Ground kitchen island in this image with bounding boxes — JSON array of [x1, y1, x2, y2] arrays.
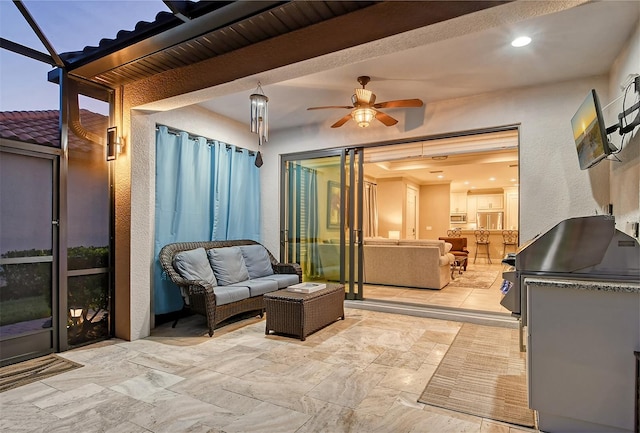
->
[[454, 229, 517, 262], [525, 277, 640, 433]]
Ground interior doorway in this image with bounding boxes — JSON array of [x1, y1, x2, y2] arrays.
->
[[361, 128, 519, 315], [279, 127, 519, 317]]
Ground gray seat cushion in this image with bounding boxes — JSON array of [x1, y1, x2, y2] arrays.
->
[[239, 245, 274, 278], [255, 274, 299, 289], [207, 246, 250, 286], [213, 286, 250, 306], [235, 279, 278, 297]]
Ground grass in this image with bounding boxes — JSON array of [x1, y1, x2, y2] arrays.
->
[[0, 296, 51, 327]]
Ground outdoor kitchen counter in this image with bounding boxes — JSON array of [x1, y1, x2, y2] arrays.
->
[[525, 276, 640, 433], [524, 277, 640, 293]]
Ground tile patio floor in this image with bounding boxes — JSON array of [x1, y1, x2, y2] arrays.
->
[[0, 307, 538, 433]]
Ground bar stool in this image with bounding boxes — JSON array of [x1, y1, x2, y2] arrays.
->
[[502, 230, 518, 256], [447, 228, 462, 237], [474, 229, 492, 263]]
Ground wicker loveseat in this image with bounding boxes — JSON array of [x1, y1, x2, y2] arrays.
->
[[159, 240, 301, 336]]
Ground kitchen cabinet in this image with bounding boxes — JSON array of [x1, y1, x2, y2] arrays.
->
[[466, 195, 477, 223], [450, 192, 467, 213], [505, 191, 519, 230], [476, 194, 503, 210]]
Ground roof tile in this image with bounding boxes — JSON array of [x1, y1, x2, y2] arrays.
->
[[0, 110, 108, 152]]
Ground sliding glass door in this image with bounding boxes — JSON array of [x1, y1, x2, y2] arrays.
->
[[281, 148, 363, 299]]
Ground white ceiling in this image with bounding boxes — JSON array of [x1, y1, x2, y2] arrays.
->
[[196, 1, 639, 190]]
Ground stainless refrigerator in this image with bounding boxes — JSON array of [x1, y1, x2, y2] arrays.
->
[[476, 211, 503, 230]]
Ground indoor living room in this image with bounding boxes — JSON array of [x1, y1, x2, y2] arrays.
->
[[306, 129, 519, 317]]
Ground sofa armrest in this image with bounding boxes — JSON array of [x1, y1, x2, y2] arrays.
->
[[185, 280, 215, 295], [273, 263, 302, 283]]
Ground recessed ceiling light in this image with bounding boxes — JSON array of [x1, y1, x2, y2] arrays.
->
[[511, 36, 531, 47], [489, 177, 496, 181]]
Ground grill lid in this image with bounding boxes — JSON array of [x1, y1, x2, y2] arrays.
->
[[515, 215, 639, 278]]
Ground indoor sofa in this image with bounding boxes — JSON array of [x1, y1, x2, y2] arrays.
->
[[159, 239, 301, 336], [362, 238, 454, 289]]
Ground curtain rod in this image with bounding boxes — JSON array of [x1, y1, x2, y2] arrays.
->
[[156, 124, 254, 154]]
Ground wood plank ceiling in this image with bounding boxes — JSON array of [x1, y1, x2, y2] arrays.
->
[[60, 1, 510, 88]]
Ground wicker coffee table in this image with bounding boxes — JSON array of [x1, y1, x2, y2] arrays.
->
[[264, 284, 345, 341]]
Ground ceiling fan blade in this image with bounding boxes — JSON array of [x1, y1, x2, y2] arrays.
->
[[375, 111, 398, 127], [331, 113, 353, 128], [373, 98, 424, 109], [307, 105, 353, 110]]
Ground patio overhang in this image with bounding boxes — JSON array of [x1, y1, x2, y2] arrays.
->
[[46, 1, 511, 89]]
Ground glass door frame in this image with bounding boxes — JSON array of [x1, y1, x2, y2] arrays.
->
[[280, 147, 364, 299]]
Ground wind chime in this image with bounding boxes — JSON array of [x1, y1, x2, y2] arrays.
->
[[249, 82, 268, 167]]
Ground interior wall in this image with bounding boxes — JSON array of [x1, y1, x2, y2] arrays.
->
[[419, 184, 451, 239], [376, 178, 404, 238]]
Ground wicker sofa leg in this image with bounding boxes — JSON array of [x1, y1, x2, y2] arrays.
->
[[204, 290, 216, 337]]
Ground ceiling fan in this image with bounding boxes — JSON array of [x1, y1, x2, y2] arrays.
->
[[307, 76, 424, 128]]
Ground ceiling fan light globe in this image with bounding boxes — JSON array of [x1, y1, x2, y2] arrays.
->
[[351, 107, 376, 128]]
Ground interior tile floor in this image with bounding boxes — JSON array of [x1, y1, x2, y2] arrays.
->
[[356, 262, 509, 314], [0, 306, 538, 433]]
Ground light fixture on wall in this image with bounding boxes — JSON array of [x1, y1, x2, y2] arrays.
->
[[106, 126, 124, 161], [250, 82, 268, 167], [351, 107, 376, 128]]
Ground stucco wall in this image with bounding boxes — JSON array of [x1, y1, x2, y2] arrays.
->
[[608, 22, 640, 238]]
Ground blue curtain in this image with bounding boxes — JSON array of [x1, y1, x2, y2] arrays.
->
[[153, 126, 261, 314]]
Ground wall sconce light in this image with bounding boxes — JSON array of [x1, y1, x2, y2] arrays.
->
[[107, 126, 124, 161], [388, 230, 400, 240]]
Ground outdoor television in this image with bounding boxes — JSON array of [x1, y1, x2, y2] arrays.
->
[[571, 89, 611, 170]]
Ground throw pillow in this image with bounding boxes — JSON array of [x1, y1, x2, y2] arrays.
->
[[239, 245, 274, 278], [173, 247, 217, 287], [207, 246, 250, 286]]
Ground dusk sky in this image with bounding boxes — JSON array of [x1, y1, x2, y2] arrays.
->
[[0, 1, 169, 112]]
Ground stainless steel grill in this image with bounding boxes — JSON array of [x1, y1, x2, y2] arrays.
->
[[501, 215, 639, 350]]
